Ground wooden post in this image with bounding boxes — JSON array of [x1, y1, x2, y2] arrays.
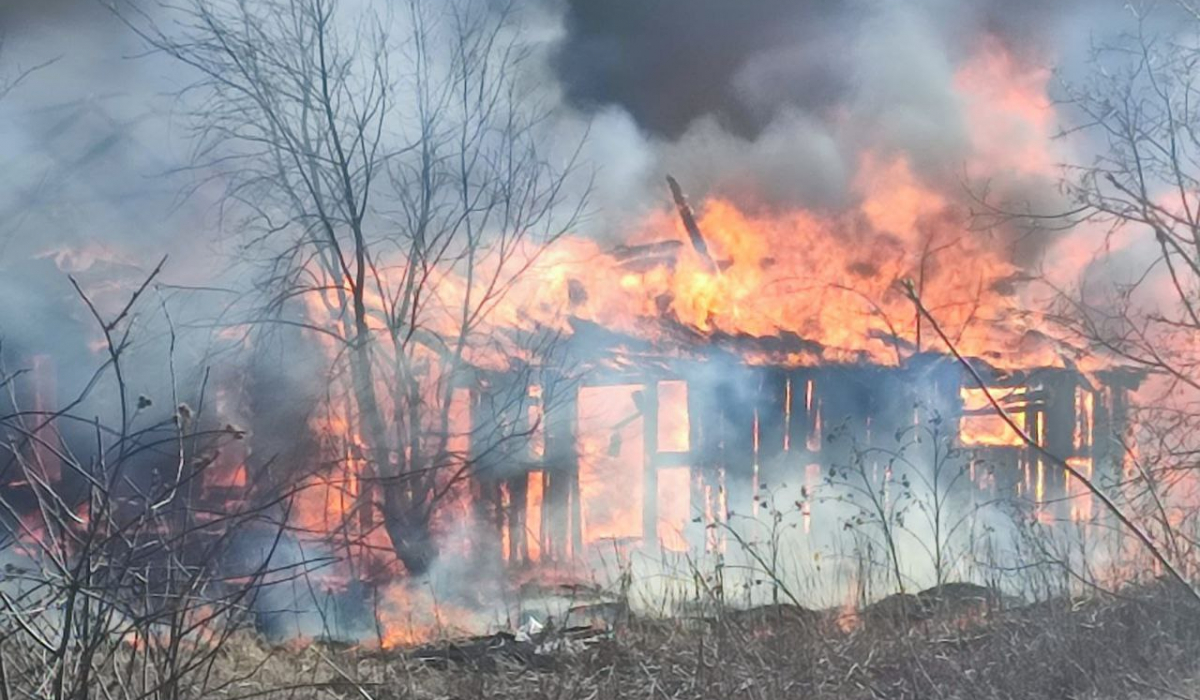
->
[[755, 368, 788, 494], [469, 384, 505, 568], [788, 369, 816, 458], [1092, 386, 1114, 478], [721, 369, 756, 522], [506, 478, 526, 562], [791, 369, 823, 528], [1022, 380, 1044, 510], [1042, 372, 1078, 516], [1096, 369, 1140, 481], [686, 375, 709, 551], [642, 381, 659, 551], [543, 378, 579, 560]]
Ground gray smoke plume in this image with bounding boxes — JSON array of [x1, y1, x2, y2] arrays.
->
[[552, 0, 1087, 140], [553, 0, 861, 140], [542, 0, 1143, 227], [0, 0, 1163, 269]]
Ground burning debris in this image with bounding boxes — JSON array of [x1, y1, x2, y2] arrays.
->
[[405, 619, 612, 671], [666, 175, 721, 275]]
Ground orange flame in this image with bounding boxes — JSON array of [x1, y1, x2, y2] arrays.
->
[[959, 387, 1026, 447]]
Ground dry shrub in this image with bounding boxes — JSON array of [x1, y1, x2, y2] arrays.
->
[[105, 578, 1194, 700]]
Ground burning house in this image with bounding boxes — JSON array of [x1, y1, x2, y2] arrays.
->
[[453, 179, 1144, 572], [0, 83, 1148, 646], [0, 174, 1143, 589], [469, 343, 1141, 567]]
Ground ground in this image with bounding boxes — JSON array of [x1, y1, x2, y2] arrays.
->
[[199, 579, 1200, 700]]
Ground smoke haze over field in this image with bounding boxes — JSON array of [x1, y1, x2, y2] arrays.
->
[[0, 0, 1171, 504]]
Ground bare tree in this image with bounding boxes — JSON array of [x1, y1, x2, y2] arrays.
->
[[944, 4, 1200, 596], [118, 0, 588, 576], [0, 38, 58, 103], [0, 264, 362, 700], [1037, 7, 1200, 571]]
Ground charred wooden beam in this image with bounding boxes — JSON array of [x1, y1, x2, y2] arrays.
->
[[610, 239, 685, 262], [542, 376, 580, 561], [507, 478, 527, 562], [1094, 368, 1142, 483], [788, 370, 817, 457], [469, 385, 512, 568], [686, 377, 715, 550], [642, 382, 659, 549], [666, 175, 720, 274], [722, 377, 757, 521], [1040, 373, 1082, 517], [1020, 382, 1045, 508], [1092, 387, 1116, 483], [610, 240, 684, 273], [755, 368, 788, 492]]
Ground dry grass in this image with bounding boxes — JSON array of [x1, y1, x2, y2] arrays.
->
[[151, 578, 1200, 700]]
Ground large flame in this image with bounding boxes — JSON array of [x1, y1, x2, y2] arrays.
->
[[530, 163, 1047, 368]]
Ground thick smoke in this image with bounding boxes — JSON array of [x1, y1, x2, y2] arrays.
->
[[554, 0, 861, 141], [546, 0, 1134, 229], [553, 0, 1093, 141], [0, 0, 223, 391], [0, 0, 1152, 326]]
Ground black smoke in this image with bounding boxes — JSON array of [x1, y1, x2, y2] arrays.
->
[[551, 0, 1090, 141], [553, 0, 861, 140]]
